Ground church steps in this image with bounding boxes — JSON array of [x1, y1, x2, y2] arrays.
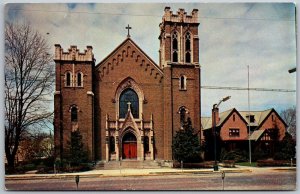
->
[[95, 160, 161, 170]]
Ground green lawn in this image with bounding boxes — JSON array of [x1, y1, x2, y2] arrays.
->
[[236, 162, 257, 167]]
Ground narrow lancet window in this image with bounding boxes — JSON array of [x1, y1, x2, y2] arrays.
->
[[77, 72, 83, 87], [71, 106, 78, 122], [179, 75, 187, 90], [66, 72, 72, 87], [185, 32, 191, 63], [172, 31, 179, 62]]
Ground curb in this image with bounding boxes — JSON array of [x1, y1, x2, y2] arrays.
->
[[5, 169, 253, 180]]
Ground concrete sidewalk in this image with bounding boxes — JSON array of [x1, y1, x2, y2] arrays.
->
[[5, 165, 295, 180]]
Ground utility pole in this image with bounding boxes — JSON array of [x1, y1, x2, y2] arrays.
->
[[248, 65, 252, 164]]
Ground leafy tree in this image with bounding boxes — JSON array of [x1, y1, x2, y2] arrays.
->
[[172, 118, 201, 163], [274, 132, 296, 160], [66, 130, 88, 166], [5, 22, 54, 172]]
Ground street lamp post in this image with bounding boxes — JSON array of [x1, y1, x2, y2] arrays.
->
[[213, 96, 231, 171]]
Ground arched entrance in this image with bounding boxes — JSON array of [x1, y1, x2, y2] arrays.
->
[[122, 132, 137, 159]]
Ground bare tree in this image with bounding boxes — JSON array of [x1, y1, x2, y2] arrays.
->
[[5, 22, 54, 172], [280, 106, 296, 139]]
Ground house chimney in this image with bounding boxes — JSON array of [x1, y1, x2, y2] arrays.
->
[[212, 106, 220, 127]]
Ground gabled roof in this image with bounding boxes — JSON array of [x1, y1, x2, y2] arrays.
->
[[249, 129, 265, 141], [201, 108, 285, 130], [201, 117, 211, 130], [201, 108, 248, 130], [217, 108, 235, 127], [239, 109, 273, 127], [95, 37, 163, 75]]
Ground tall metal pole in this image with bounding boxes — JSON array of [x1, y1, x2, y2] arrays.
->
[[213, 105, 218, 171], [248, 65, 252, 164]]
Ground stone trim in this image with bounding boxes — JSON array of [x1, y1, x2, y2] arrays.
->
[[87, 91, 94, 96]]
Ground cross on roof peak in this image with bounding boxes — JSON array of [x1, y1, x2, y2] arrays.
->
[[126, 24, 132, 38]]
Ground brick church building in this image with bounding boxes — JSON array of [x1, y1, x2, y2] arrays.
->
[[54, 7, 201, 166]]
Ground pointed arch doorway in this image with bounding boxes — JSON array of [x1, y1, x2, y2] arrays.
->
[[122, 132, 137, 159]]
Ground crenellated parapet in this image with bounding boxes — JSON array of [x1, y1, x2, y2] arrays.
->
[[54, 44, 94, 62], [161, 7, 198, 24]]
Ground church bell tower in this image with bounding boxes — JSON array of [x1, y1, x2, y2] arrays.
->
[[159, 7, 201, 161]]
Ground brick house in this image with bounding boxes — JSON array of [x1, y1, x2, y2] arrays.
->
[[201, 108, 287, 160], [54, 7, 201, 166]]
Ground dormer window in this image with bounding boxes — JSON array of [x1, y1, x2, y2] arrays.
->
[[246, 115, 255, 123]]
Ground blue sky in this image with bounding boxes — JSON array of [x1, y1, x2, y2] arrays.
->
[[3, 2, 297, 117]]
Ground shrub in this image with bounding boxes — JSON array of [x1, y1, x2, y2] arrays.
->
[[23, 163, 36, 171], [274, 132, 296, 160], [257, 159, 291, 167], [173, 161, 214, 169], [221, 149, 248, 162], [252, 150, 268, 161]]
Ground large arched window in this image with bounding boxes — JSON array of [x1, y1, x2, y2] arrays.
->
[[119, 88, 139, 119], [66, 72, 72, 87], [77, 72, 83, 87], [71, 106, 78, 122], [172, 31, 179, 62], [185, 32, 191, 63]]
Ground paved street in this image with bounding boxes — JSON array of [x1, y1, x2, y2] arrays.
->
[[5, 168, 296, 191]]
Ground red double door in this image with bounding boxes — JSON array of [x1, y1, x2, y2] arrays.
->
[[122, 132, 137, 159], [122, 142, 137, 159]]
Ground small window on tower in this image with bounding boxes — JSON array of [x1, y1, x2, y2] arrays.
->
[[179, 75, 187, 90], [185, 52, 191, 63], [172, 31, 179, 62], [179, 107, 186, 127], [77, 72, 83, 87], [66, 72, 72, 87], [185, 32, 192, 63], [71, 106, 78, 122]]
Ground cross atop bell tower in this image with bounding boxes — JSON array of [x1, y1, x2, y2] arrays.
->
[[126, 24, 132, 38]]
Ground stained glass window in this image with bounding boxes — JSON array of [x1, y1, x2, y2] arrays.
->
[[119, 88, 139, 118]]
